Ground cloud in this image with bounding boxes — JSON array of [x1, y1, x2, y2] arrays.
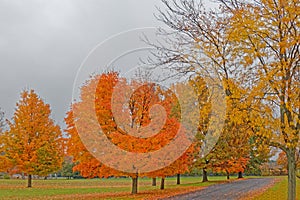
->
[[0, 0, 162, 127]]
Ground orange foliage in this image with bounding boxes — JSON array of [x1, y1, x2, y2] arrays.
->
[[65, 71, 194, 179], [2, 90, 64, 176], [213, 157, 249, 175]]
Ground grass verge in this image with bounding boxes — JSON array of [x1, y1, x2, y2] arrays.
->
[[0, 176, 236, 199], [250, 176, 300, 200]]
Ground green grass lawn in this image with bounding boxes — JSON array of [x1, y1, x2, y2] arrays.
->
[[2, 175, 293, 199], [253, 177, 300, 200], [0, 176, 230, 199]]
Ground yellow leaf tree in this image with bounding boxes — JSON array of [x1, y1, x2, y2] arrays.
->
[[150, 2, 298, 197], [3, 90, 64, 187], [149, 0, 256, 182], [225, 0, 300, 198]]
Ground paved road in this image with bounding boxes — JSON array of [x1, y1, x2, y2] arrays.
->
[[163, 178, 275, 200]]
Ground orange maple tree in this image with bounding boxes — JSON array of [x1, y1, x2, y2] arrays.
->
[[144, 145, 194, 189], [65, 110, 121, 179], [277, 151, 300, 175], [2, 90, 64, 187], [66, 71, 194, 193], [212, 157, 249, 179]]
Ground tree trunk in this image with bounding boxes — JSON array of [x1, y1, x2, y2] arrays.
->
[[202, 168, 208, 182], [237, 171, 243, 179], [27, 174, 32, 188], [160, 177, 165, 190], [152, 177, 156, 186], [287, 149, 296, 200], [226, 170, 230, 180], [177, 174, 180, 185], [131, 175, 138, 194]]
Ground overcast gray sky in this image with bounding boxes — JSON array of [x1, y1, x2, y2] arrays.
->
[[0, 0, 166, 127], [0, 0, 219, 131]]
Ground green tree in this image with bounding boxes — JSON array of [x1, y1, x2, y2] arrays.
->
[[244, 136, 271, 176], [60, 157, 77, 179]]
